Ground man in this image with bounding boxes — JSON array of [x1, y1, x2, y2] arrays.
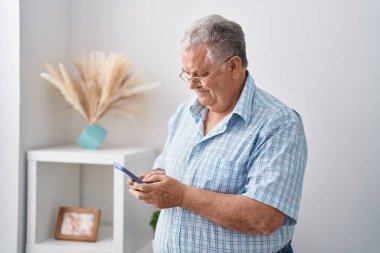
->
[[129, 14, 307, 253]]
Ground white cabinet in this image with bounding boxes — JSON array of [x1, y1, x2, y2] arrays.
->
[[26, 146, 156, 253]]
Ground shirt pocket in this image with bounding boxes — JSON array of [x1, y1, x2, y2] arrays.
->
[[192, 158, 247, 194]]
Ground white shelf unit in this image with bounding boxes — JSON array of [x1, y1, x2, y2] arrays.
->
[[26, 146, 156, 253]]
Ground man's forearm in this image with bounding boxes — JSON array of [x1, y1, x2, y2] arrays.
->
[[131, 173, 286, 234], [181, 186, 285, 235]]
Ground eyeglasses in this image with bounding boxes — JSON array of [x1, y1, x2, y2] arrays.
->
[[179, 56, 233, 87]]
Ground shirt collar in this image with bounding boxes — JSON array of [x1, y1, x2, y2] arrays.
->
[[189, 71, 256, 126], [231, 72, 256, 126], [189, 96, 204, 120]]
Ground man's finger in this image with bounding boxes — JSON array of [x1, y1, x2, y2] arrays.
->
[[131, 181, 156, 192], [137, 173, 147, 179], [143, 174, 165, 183], [143, 169, 165, 180], [128, 172, 148, 186], [129, 188, 147, 201]]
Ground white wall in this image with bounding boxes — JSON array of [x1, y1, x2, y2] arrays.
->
[[1, 1, 71, 253], [2, 0, 379, 252], [67, 0, 193, 149], [0, 1, 20, 252], [20, 0, 70, 149]]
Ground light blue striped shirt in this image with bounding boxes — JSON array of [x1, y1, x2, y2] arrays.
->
[[153, 73, 307, 253]]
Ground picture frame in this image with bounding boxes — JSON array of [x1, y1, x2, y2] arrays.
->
[[54, 207, 101, 242]]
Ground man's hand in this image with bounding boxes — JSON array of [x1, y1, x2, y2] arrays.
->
[[127, 168, 165, 186], [128, 173, 188, 209]]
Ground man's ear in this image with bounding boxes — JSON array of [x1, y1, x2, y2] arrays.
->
[[229, 56, 243, 80]]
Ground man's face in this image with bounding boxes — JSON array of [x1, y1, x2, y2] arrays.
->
[[180, 44, 235, 113]]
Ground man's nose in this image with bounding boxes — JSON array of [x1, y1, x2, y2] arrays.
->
[[188, 78, 201, 89]]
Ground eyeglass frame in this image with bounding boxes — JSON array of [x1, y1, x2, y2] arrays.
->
[[179, 56, 234, 87]]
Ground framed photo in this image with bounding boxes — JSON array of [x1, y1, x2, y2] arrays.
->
[[54, 207, 101, 242]]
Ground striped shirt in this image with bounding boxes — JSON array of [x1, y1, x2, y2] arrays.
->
[[153, 73, 307, 253]]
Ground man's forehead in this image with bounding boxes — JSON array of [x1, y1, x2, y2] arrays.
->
[[181, 45, 210, 72]]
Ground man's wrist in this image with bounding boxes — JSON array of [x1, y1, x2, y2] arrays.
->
[[180, 184, 193, 209]]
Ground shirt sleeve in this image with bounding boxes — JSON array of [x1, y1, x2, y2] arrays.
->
[[242, 109, 308, 225], [153, 101, 188, 169]]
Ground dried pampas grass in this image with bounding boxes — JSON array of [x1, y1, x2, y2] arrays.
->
[[41, 51, 157, 124]]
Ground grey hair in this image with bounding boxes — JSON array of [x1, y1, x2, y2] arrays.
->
[[180, 14, 248, 69]]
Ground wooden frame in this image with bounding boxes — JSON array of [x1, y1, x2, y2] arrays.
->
[[54, 207, 101, 242]]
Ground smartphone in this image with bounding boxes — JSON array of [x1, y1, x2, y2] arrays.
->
[[112, 162, 144, 184]]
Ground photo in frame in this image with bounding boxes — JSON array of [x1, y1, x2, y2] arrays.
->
[[54, 207, 101, 242]]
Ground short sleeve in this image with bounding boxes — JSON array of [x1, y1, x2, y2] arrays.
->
[[242, 110, 308, 225], [153, 101, 189, 169]]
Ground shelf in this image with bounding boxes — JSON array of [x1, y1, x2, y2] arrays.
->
[[27, 145, 155, 165], [26, 146, 156, 253], [29, 224, 114, 253]]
